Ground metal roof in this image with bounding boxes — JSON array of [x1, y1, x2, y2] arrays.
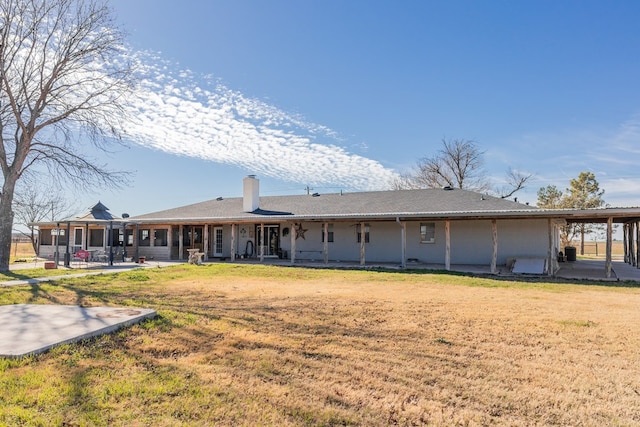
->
[[127, 188, 640, 224]]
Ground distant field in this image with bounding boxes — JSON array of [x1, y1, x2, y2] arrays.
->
[[568, 241, 624, 257], [0, 264, 639, 426], [9, 241, 35, 261]]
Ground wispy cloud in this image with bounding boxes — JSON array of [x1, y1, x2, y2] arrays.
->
[[120, 52, 398, 191], [503, 114, 640, 206]]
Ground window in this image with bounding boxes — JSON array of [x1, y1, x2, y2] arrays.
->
[[139, 229, 150, 246], [321, 224, 334, 243], [356, 224, 370, 243], [124, 229, 134, 246], [154, 229, 168, 246], [57, 231, 68, 246], [45, 228, 67, 246], [89, 229, 104, 247], [40, 229, 53, 246], [420, 223, 436, 243]]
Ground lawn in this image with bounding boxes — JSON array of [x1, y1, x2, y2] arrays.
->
[[1, 264, 639, 426]]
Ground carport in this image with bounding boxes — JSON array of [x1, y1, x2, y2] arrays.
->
[[550, 207, 640, 279]]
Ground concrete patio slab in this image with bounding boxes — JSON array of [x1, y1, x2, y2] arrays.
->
[[0, 304, 156, 358]]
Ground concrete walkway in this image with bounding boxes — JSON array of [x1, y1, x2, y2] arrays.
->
[[2, 259, 175, 287], [0, 304, 156, 358]]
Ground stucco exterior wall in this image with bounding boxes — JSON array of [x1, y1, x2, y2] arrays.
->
[[36, 218, 552, 266], [285, 219, 550, 265]]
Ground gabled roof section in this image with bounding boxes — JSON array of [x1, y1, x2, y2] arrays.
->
[[129, 188, 538, 223]]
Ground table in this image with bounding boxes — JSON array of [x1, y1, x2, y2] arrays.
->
[[187, 248, 205, 265]]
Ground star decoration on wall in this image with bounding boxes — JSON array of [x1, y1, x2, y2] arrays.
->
[[295, 223, 308, 240]]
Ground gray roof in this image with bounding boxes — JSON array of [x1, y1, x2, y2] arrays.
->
[[63, 201, 120, 222], [130, 188, 542, 223]]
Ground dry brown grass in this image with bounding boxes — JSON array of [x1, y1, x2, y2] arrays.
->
[[9, 241, 36, 261], [1, 265, 640, 426]]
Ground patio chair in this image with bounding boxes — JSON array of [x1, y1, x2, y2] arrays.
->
[[94, 250, 109, 264], [72, 249, 90, 268]]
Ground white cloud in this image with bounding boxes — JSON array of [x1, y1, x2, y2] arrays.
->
[[114, 53, 396, 191]]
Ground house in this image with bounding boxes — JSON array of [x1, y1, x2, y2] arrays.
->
[[34, 175, 640, 278]]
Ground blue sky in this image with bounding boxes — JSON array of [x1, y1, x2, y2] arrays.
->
[[76, 0, 640, 218]]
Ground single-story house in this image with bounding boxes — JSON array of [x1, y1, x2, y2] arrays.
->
[[34, 175, 640, 278]]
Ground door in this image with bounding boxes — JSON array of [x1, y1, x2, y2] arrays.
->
[[256, 225, 280, 257], [213, 227, 223, 257], [184, 226, 204, 252], [73, 227, 84, 252]]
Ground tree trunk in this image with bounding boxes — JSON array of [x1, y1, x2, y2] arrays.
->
[[0, 187, 16, 272]]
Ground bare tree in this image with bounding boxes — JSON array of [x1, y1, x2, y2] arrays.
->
[[13, 184, 77, 252], [397, 138, 531, 197], [0, 0, 133, 271], [497, 168, 533, 199]]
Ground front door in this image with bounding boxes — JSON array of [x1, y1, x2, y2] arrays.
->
[[184, 226, 204, 253], [213, 227, 223, 257], [73, 227, 84, 252], [256, 225, 280, 257]]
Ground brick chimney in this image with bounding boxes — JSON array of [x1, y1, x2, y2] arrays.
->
[[243, 175, 259, 212]]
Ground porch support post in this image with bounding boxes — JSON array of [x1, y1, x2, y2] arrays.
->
[[259, 223, 265, 262], [323, 222, 329, 264], [360, 222, 366, 266], [630, 222, 636, 267], [165, 225, 171, 260], [55, 222, 60, 266], [605, 217, 613, 279], [290, 222, 296, 265], [445, 219, 451, 271], [64, 222, 71, 267], [109, 221, 114, 266], [623, 224, 629, 263], [547, 218, 554, 276], [230, 224, 236, 261], [134, 223, 139, 262], [204, 224, 209, 262], [178, 225, 184, 260], [398, 219, 406, 269], [491, 219, 498, 274], [636, 220, 640, 269], [84, 222, 89, 249]]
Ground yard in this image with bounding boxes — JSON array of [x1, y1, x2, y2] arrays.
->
[[1, 264, 639, 426]]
